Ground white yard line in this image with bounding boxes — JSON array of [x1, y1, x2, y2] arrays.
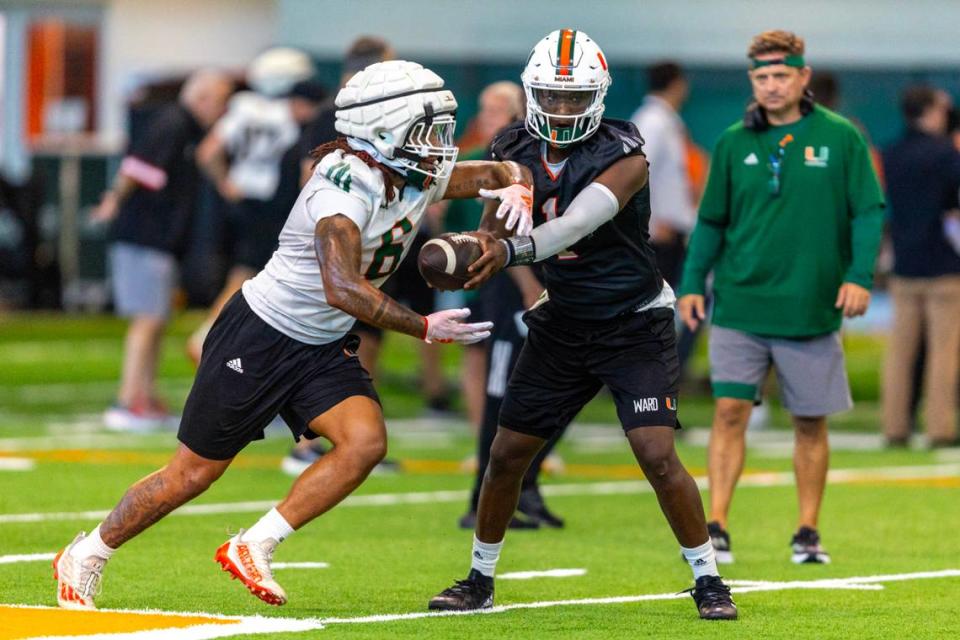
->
[[499, 568, 587, 580], [0, 553, 328, 570], [321, 569, 960, 625], [1, 463, 958, 525], [273, 562, 329, 569], [0, 457, 34, 471], [0, 552, 56, 564], [6, 569, 959, 638]]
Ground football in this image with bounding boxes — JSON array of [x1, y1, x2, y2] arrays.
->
[[417, 233, 484, 291]]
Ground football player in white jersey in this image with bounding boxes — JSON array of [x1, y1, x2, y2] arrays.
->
[[53, 60, 535, 610]]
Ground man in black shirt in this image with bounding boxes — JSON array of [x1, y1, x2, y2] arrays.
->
[[94, 70, 233, 431], [429, 30, 736, 621], [882, 85, 960, 447]]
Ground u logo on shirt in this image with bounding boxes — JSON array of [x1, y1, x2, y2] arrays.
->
[[804, 146, 830, 168]]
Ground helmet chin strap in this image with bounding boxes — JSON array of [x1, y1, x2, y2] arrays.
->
[[346, 137, 409, 176]]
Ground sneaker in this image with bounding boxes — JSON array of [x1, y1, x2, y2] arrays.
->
[[214, 531, 287, 606], [541, 453, 566, 475], [790, 526, 831, 564], [104, 402, 177, 433], [687, 575, 737, 620], [53, 532, 106, 610], [457, 510, 540, 530], [428, 569, 494, 611], [517, 486, 565, 528], [707, 521, 734, 564]]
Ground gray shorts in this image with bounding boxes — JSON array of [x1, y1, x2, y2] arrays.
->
[[110, 242, 177, 319], [708, 325, 853, 417]]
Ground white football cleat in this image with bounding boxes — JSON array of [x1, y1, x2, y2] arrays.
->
[[215, 531, 287, 606], [53, 532, 105, 610]]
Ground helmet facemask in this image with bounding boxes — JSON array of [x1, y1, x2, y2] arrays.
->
[[395, 109, 459, 179], [525, 86, 605, 147]]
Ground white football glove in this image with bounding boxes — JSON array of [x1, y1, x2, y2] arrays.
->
[[479, 184, 534, 236], [423, 308, 493, 345]]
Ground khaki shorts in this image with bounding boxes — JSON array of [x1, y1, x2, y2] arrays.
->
[[708, 325, 852, 417]]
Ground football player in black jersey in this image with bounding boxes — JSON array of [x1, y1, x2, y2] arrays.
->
[[429, 30, 736, 620]]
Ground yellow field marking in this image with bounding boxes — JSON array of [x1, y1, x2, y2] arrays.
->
[[2, 450, 955, 488], [849, 477, 960, 488], [0, 605, 235, 639]]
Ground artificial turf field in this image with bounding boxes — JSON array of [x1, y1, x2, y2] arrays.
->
[[1, 313, 959, 639]]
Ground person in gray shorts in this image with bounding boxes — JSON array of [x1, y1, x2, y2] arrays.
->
[[93, 70, 233, 431], [676, 30, 885, 565]]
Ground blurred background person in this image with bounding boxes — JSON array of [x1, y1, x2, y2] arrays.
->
[[93, 69, 234, 431], [435, 81, 527, 438], [630, 61, 703, 383], [630, 62, 696, 288], [187, 48, 324, 364], [881, 85, 960, 448]]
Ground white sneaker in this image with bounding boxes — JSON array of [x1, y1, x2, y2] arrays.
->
[[103, 404, 171, 433], [214, 531, 287, 606], [53, 532, 106, 610]]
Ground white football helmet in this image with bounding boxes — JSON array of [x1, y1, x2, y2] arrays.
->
[[335, 60, 459, 179], [247, 47, 316, 97], [521, 29, 611, 147]]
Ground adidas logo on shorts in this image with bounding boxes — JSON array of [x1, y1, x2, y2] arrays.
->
[[226, 358, 244, 374]]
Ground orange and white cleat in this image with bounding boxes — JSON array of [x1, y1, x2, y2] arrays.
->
[[53, 532, 106, 610], [214, 531, 287, 606]]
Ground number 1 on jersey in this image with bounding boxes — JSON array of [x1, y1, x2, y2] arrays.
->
[[542, 197, 578, 261]]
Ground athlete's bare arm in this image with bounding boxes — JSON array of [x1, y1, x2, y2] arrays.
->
[[441, 160, 533, 201], [592, 154, 649, 203], [315, 214, 427, 339]]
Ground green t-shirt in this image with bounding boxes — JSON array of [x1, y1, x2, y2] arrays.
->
[[679, 105, 885, 337]]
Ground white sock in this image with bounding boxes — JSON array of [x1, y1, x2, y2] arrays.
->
[[681, 539, 719, 580], [244, 508, 295, 544], [72, 525, 116, 560], [470, 536, 503, 578]]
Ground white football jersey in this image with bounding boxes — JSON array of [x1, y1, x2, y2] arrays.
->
[[243, 149, 450, 344], [217, 91, 301, 200]]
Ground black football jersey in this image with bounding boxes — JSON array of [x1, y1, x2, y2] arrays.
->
[[490, 119, 663, 321]]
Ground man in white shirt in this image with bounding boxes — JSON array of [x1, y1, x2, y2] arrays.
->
[[630, 62, 697, 287]]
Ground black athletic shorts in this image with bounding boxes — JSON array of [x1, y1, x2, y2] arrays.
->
[[178, 292, 380, 460], [499, 301, 680, 438], [353, 231, 434, 338]]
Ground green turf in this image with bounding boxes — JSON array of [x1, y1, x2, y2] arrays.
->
[[1, 313, 958, 639]]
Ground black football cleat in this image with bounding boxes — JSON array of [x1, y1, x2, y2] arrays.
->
[[687, 575, 737, 620], [517, 486, 565, 528], [790, 526, 831, 564], [428, 569, 494, 611], [707, 521, 733, 564]]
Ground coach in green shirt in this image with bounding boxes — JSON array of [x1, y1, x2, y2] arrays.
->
[[677, 30, 884, 566]]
